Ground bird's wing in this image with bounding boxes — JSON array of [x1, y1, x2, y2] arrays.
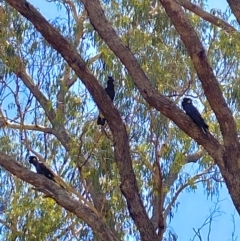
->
[[38, 162, 55, 179], [105, 87, 115, 101], [186, 104, 208, 127], [184, 104, 202, 117]]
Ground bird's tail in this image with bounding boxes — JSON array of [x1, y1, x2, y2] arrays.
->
[[97, 113, 106, 126]]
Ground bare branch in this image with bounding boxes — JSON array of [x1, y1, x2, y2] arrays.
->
[[164, 166, 213, 219], [179, 0, 237, 33], [0, 218, 21, 234], [185, 149, 206, 163], [191, 201, 223, 241], [163, 149, 205, 198], [5, 122, 53, 134], [192, 228, 202, 241], [0, 40, 73, 151], [56, 8, 87, 113]]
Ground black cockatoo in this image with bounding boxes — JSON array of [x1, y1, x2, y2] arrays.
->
[[97, 76, 115, 126], [182, 98, 209, 134], [29, 156, 58, 183]]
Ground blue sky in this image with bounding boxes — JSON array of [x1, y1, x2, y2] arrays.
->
[[207, 0, 228, 9], [27, 0, 239, 240], [170, 181, 239, 240]]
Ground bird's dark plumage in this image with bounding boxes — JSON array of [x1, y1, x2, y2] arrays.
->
[[182, 98, 209, 134], [97, 76, 115, 126], [29, 156, 56, 182]]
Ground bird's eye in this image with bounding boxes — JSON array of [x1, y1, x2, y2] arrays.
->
[[187, 100, 191, 103]]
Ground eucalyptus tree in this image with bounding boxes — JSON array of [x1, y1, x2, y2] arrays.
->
[[0, 0, 239, 240]]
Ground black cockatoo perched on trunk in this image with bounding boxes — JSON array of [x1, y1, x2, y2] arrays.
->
[[182, 98, 209, 134], [29, 156, 64, 188], [97, 76, 115, 126]]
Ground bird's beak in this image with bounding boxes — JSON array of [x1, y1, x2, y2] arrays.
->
[[187, 100, 191, 103]]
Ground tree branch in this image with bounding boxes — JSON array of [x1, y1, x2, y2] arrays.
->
[[163, 149, 206, 197], [185, 149, 206, 163], [158, 0, 239, 154], [0, 152, 120, 241], [227, 0, 240, 25], [179, 0, 237, 33], [163, 166, 213, 220], [4, 122, 54, 134], [157, 1, 240, 215], [0, 43, 73, 151], [78, 0, 225, 168], [4, 1, 158, 240]]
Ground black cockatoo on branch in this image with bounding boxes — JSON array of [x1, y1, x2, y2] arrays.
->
[[97, 76, 115, 126], [29, 156, 64, 188], [182, 98, 209, 134]]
